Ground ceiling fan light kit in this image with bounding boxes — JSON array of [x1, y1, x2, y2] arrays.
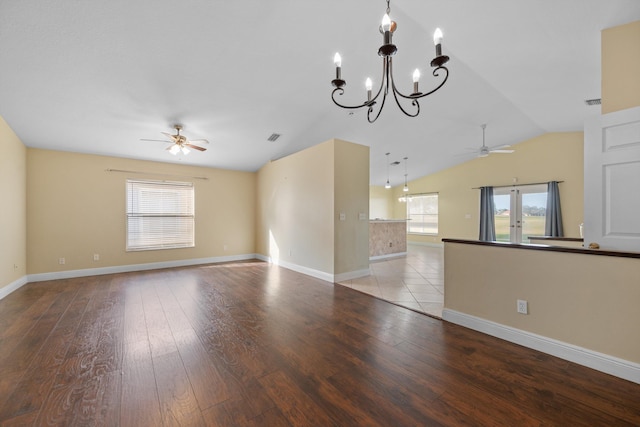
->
[[331, 0, 450, 123], [141, 124, 209, 156]]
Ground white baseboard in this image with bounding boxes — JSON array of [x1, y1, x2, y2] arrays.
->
[[442, 309, 640, 385], [370, 252, 407, 261], [255, 255, 369, 284], [0, 275, 29, 300], [408, 241, 444, 248], [334, 268, 370, 282], [27, 254, 259, 283], [4, 253, 350, 300], [254, 254, 269, 263], [255, 255, 335, 283]]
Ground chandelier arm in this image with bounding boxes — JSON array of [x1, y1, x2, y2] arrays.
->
[[388, 58, 420, 117], [392, 87, 420, 117], [367, 87, 388, 123], [369, 56, 388, 104], [389, 58, 420, 117], [331, 88, 374, 110], [397, 66, 450, 101], [367, 57, 392, 123], [331, 57, 388, 110]]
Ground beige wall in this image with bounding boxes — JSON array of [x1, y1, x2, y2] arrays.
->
[[0, 117, 27, 290], [602, 20, 640, 114], [27, 149, 255, 274], [385, 132, 584, 244], [369, 185, 395, 220], [334, 140, 370, 275], [256, 138, 369, 277], [256, 140, 335, 273], [444, 242, 640, 364]]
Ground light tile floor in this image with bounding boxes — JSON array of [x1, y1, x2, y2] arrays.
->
[[338, 244, 444, 318]]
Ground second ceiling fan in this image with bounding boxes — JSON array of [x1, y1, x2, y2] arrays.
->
[[471, 124, 514, 158]]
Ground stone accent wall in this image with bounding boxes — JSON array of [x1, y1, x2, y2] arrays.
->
[[369, 221, 407, 257]]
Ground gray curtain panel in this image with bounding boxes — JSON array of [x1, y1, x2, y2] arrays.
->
[[479, 186, 496, 241], [545, 181, 564, 237]]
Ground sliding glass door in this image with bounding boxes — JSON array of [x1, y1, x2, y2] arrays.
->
[[493, 184, 547, 243]]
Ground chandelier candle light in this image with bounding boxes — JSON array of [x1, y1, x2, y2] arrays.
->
[[331, 0, 450, 123]]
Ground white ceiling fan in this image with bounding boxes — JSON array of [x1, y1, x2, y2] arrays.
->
[[141, 125, 209, 155], [469, 124, 514, 158]]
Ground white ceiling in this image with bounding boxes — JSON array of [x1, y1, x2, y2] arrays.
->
[[2, 1, 639, 186]]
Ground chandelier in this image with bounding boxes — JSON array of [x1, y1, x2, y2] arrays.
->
[[331, 0, 450, 123]]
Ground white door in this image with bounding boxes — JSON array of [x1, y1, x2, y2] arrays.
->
[[494, 184, 547, 243], [584, 106, 640, 251]]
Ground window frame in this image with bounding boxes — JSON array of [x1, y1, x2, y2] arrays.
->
[[125, 179, 195, 251]]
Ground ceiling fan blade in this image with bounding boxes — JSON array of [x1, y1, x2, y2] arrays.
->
[[161, 131, 178, 141], [490, 149, 515, 153], [188, 138, 209, 144], [490, 144, 511, 150], [141, 138, 172, 143], [185, 144, 207, 151]]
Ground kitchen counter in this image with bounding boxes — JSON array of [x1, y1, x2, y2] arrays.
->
[[369, 220, 407, 259]]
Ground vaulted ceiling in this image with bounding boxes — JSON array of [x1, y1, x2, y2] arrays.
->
[[2, 1, 639, 186]]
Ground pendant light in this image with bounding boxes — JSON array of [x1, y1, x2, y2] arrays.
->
[[403, 157, 409, 192], [385, 152, 391, 189]]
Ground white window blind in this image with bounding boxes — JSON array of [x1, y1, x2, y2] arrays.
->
[[407, 193, 439, 235], [126, 179, 194, 251]]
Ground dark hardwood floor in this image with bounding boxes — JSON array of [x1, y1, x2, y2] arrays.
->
[[1, 260, 639, 426]]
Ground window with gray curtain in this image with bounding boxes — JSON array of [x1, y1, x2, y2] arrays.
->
[[545, 181, 564, 237], [479, 186, 496, 241]]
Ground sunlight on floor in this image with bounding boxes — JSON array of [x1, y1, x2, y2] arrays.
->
[[337, 244, 444, 318]]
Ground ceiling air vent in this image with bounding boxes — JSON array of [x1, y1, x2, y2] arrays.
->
[[585, 98, 601, 106], [267, 133, 281, 142]]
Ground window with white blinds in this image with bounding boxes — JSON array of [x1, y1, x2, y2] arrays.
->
[[407, 193, 439, 235], [126, 179, 195, 251]]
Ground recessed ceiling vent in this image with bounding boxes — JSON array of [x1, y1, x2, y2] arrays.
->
[[585, 98, 601, 106], [267, 133, 282, 142]]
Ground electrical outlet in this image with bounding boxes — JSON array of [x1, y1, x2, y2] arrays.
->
[[517, 299, 528, 314], [59, 257, 65, 265], [93, 254, 100, 261]]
